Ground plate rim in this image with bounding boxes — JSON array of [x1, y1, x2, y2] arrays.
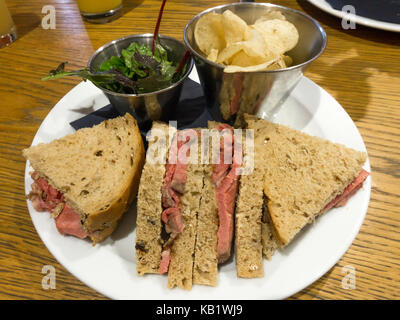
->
[[24, 74, 371, 300], [306, 0, 400, 32]]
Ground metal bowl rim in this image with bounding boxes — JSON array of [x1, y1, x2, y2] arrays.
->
[[87, 33, 194, 97], [183, 2, 327, 74]]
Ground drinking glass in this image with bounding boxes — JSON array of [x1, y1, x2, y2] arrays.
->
[[76, 0, 123, 24], [0, 0, 17, 48]]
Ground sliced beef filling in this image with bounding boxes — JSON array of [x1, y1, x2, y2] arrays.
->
[[55, 204, 88, 239], [212, 124, 241, 263], [27, 172, 88, 239], [159, 131, 195, 274], [321, 169, 370, 214]]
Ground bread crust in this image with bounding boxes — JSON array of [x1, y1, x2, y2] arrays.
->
[[244, 114, 367, 246], [193, 156, 219, 286], [167, 129, 203, 290], [85, 117, 145, 234], [23, 113, 144, 244], [136, 122, 172, 275]]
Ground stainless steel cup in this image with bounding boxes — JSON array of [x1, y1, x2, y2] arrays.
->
[[88, 34, 194, 131], [184, 2, 327, 127]]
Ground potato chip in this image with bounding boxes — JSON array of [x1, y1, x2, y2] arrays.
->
[[264, 56, 287, 70], [193, 9, 299, 73], [283, 55, 293, 66], [221, 10, 250, 46], [230, 51, 266, 67], [217, 29, 280, 67], [255, 10, 287, 23], [224, 58, 279, 73], [216, 43, 243, 65], [240, 28, 277, 60], [194, 12, 225, 55], [253, 19, 299, 53], [207, 48, 219, 62]]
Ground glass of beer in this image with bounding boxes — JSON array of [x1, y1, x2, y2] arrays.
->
[[76, 0, 123, 23], [0, 0, 17, 48]]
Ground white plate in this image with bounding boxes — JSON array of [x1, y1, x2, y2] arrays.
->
[[25, 68, 371, 300], [307, 0, 400, 32]]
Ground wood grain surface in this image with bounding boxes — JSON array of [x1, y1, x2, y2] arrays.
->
[[0, 0, 399, 300]]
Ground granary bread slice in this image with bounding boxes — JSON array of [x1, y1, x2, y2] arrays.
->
[[244, 114, 367, 246], [167, 160, 203, 290], [192, 153, 219, 286], [235, 172, 279, 278], [192, 122, 225, 286], [23, 113, 145, 244], [235, 166, 264, 278], [136, 125, 208, 289], [261, 197, 279, 260], [136, 122, 173, 275], [167, 129, 203, 290]]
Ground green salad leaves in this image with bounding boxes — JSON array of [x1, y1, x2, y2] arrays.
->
[[98, 42, 179, 94], [42, 42, 187, 94]]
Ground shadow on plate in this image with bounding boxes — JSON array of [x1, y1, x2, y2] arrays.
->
[[273, 77, 321, 132], [111, 201, 137, 242], [108, 202, 137, 263], [276, 220, 313, 258]]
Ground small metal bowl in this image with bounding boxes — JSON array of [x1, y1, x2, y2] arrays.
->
[[88, 34, 194, 131], [184, 2, 327, 127]]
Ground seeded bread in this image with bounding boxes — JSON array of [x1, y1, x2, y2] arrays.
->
[[235, 166, 264, 278], [23, 113, 145, 244], [136, 122, 173, 275], [168, 130, 203, 290], [244, 114, 367, 246], [234, 127, 264, 278], [261, 197, 279, 260], [192, 123, 220, 286]]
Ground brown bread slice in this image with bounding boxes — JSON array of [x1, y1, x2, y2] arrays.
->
[[136, 122, 173, 275], [261, 197, 279, 260], [235, 132, 278, 271], [23, 113, 145, 244], [192, 124, 220, 286], [235, 166, 264, 278], [244, 114, 367, 246], [167, 130, 204, 290], [192, 164, 219, 286]]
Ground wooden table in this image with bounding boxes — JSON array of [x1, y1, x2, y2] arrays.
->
[[0, 0, 399, 300]]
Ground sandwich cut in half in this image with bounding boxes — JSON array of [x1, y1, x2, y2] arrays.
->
[[136, 123, 203, 289], [23, 114, 145, 244], [234, 114, 369, 278], [136, 121, 242, 289], [193, 121, 242, 286]]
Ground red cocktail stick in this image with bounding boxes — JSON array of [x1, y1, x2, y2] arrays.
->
[[173, 50, 191, 78], [152, 0, 168, 54]]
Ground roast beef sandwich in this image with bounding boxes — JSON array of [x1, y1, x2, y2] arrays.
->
[[193, 121, 242, 287], [136, 122, 204, 290], [234, 114, 369, 278], [135, 121, 242, 289], [23, 114, 145, 244]]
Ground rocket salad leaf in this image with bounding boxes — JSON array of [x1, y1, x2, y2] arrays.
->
[[41, 42, 188, 94]]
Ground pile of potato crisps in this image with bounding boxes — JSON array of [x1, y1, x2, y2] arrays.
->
[[194, 10, 299, 73]]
